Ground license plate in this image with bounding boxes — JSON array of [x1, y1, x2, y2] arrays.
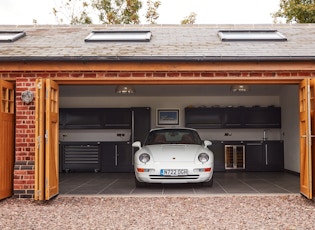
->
[[160, 169, 188, 176]]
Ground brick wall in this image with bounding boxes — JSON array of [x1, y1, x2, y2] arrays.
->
[[14, 75, 36, 198], [2, 70, 315, 198]]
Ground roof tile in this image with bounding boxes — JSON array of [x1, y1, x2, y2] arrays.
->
[[0, 24, 314, 61]]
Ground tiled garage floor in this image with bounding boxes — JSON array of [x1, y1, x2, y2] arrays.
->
[[59, 172, 300, 195]]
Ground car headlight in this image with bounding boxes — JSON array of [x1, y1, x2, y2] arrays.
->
[[139, 153, 150, 163], [198, 153, 209, 163]]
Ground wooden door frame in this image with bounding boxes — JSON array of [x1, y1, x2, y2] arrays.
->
[[40, 78, 313, 199], [45, 79, 59, 200], [0, 80, 15, 200], [35, 79, 45, 200], [35, 79, 59, 201], [299, 79, 315, 199]]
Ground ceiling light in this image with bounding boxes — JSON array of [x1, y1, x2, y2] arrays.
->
[[230, 85, 249, 92], [115, 85, 136, 94]]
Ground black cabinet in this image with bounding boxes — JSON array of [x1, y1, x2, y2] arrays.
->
[[59, 108, 131, 129], [224, 107, 245, 128], [59, 108, 103, 129], [132, 107, 151, 143], [205, 140, 284, 172], [244, 107, 281, 128], [245, 141, 284, 172], [59, 107, 151, 173], [103, 108, 131, 129], [60, 142, 101, 172], [263, 141, 284, 171], [185, 108, 224, 129], [185, 106, 281, 129], [208, 141, 225, 172], [245, 142, 264, 171], [101, 142, 133, 172]]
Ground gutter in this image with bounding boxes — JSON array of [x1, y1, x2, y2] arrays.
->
[[1, 56, 315, 62]]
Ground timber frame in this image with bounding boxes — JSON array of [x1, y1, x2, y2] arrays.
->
[[1, 61, 315, 72]]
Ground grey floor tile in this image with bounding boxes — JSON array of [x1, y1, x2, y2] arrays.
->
[[59, 172, 300, 195]]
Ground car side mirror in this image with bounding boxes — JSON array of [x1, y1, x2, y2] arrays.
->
[[132, 141, 142, 149], [204, 140, 212, 147]]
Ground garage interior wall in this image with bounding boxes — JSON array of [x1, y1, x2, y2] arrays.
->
[[59, 84, 300, 173], [280, 85, 300, 172]]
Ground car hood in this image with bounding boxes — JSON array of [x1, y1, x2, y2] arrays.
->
[[143, 144, 205, 162]]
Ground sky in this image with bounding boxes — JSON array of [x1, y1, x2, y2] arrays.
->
[[0, 0, 281, 25]]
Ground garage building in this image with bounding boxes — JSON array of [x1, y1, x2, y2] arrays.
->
[[0, 24, 314, 200]]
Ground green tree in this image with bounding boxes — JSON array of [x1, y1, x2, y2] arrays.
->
[[54, 0, 162, 24], [53, 0, 196, 25], [181, 12, 197, 24], [92, 0, 142, 24], [272, 0, 315, 23], [145, 0, 161, 24], [53, 0, 93, 24]]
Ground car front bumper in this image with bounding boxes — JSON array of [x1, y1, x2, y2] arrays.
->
[[135, 163, 213, 184]]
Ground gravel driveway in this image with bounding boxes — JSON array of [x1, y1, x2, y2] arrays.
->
[[1, 194, 314, 229]]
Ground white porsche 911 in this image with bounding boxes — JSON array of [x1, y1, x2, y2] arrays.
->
[[132, 128, 214, 187]]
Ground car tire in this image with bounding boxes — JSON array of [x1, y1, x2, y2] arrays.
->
[[203, 176, 213, 187], [135, 177, 146, 188]]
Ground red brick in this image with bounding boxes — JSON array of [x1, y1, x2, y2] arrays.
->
[[26, 180, 35, 184], [132, 72, 146, 77], [37, 73, 50, 78], [277, 72, 291, 77], [298, 72, 312, 77], [263, 72, 277, 77], [14, 185, 24, 190], [228, 72, 242, 77], [56, 73, 70, 78], [84, 73, 97, 78], [214, 72, 228, 77], [167, 72, 180, 77], [22, 73, 36, 78], [70, 73, 84, 78], [9, 73, 22, 78], [118, 73, 131, 77], [94, 72, 102, 77], [15, 170, 28, 175], [105, 73, 118, 77], [201, 72, 215, 77], [180, 72, 193, 77], [249, 72, 263, 77], [153, 73, 166, 77]]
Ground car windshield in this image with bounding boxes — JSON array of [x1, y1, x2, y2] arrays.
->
[[144, 129, 202, 145]]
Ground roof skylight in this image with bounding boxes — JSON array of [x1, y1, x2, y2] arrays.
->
[[85, 30, 152, 42], [218, 30, 287, 42], [0, 31, 26, 42]]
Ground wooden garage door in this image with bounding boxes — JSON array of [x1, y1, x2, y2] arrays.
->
[[0, 80, 14, 200], [35, 79, 59, 200], [299, 78, 314, 199]]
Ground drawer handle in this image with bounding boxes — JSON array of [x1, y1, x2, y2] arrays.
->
[[265, 144, 268, 165], [115, 145, 118, 166]]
